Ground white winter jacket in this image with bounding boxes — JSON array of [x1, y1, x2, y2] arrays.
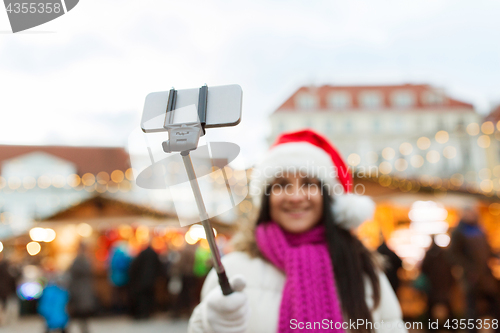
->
[[188, 251, 408, 333]]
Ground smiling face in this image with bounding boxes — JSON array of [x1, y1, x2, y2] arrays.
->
[[268, 174, 324, 233]]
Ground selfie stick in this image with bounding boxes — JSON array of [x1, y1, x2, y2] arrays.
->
[[162, 85, 233, 296]]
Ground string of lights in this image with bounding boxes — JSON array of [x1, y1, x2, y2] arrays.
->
[[1, 120, 499, 200], [344, 119, 500, 197]]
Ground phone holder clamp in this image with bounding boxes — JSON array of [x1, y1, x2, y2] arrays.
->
[[162, 85, 208, 154]]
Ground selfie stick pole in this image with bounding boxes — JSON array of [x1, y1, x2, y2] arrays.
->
[[163, 85, 233, 296], [180, 151, 233, 295]]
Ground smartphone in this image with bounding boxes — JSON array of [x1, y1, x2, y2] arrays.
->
[[141, 84, 243, 133]]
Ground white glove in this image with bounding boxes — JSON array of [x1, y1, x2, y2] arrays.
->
[[202, 275, 249, 333]]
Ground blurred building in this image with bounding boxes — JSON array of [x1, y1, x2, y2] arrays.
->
[[0, 143, 240, 313], [0, 144, 246, 240], [269, 84, 485, 181], [0, 146, 130, 239], [483, 105, 500, 185]]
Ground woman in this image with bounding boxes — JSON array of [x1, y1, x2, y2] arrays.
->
[[188, 130, 406, 333], [68, 243, 96, 333]]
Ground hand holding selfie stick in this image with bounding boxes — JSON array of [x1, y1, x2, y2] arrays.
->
[[160, 85, 233, 295]]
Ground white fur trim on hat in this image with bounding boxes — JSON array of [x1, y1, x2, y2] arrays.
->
[[332, 194, 376, 229]]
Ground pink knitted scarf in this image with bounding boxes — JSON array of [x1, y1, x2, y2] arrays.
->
[[255, 221, 345, 332]]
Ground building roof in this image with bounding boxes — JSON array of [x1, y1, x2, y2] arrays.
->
[[43, 195, 174, 221], [40, 194, 235, 233], [275, 84, 474, 112], [485, 104, 500, 123], [0, 145, 130, 176]]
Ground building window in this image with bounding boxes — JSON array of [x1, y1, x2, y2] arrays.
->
[[456, 119, 465, 132], [394, 117, 404, 132], [422, 90, 445, 105], [328, 92, 352, 109], [415, 117, 423, 131], [325, 120, 333, 133], [436, 118, 445, 131], [295, 93, 318, 110], [345, 120, 353, 133], [391, 90, 415, 108], [373, 119, 381, 133], [277, 121, 285, 133], [359, 91, 383, 109]]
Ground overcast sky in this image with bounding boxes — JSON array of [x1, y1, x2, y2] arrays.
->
[[1, 0, 500, 166]]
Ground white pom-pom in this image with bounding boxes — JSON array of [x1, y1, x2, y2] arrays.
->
[[332, 194, 376, 230]]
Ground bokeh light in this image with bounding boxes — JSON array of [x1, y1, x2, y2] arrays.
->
[[67, 174, 81, 187], [410, 155, 424, 168], [52, 175, 66, 188], [478, 168, 491, 180], [481, 121, 494, 135], [435, 131, 449, 144], [23, 176, 36, 189], [443, 146, 457, 159], [477, 135, 490, 148], [466, 123, 479, 136], [379, 161, 392, 175], [488, 203, 500, 216], [77, 223, 93, 237], [435, 234, 451, 247], [399, 142, 413, 155], [8, 177, 21, 190], [82, 173, 96, 186], [118, 225, 133, 238], [44, 229, 56, 242], [111, 170, 125, 183], [29, 228, 46, 242], [96, 172, 110, 184], [239, 200, 253, 213], [136, 225, 150, 243], [382, 147, 395, 160], [125, 168, 135, 181], [426, 150, 440, 163], [417, 137, 431, 150], [30, 228, 56, 242], [394, 159, 408, 172], [450, 174, 464, 187], [17, 282, 43, 301], [187, 225, 217, 244], [480, 180, 493, 192], [347, 153, 361, 166], [27, 242, 41, 256]]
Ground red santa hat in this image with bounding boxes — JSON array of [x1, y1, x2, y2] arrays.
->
[[250, 129, 375, 230]]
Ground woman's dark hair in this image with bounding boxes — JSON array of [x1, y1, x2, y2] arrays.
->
[[256, 184, 381, 333]]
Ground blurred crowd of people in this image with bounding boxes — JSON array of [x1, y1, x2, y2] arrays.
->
[[378, 206, 500, 332], [0, 207, 498, 332], [0, 256, 19, 326], [423, 207, 499, 331], [0, 238, 213, 333]]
